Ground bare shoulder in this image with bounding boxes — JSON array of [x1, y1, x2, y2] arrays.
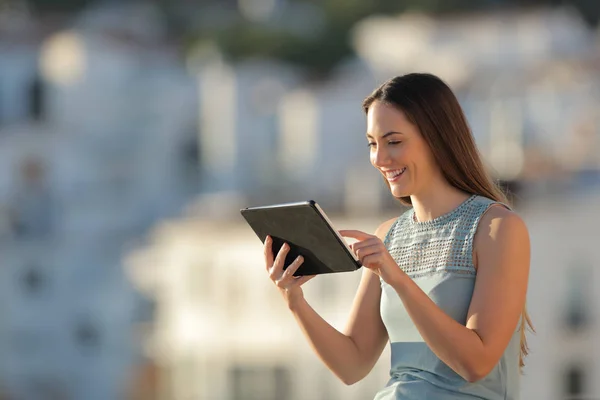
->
[[374, 217, 398, 241], [479, 204, 528, 238], [474, 204, 530, 264]]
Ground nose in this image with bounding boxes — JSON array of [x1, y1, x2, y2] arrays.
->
[[371, 145, 391, 168]]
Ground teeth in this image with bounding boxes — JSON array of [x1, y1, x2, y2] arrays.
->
[[385, 168, 406, 179]]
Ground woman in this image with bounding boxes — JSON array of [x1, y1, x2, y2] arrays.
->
[[264, 73, 533, 399]]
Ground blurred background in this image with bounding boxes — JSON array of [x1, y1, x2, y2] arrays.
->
[[0, 0, 599, 399]]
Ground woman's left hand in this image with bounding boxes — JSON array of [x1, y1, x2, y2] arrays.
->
[[339, 229, 404, 285]]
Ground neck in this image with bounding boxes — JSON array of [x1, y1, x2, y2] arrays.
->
[[410, 179, 471, 223]]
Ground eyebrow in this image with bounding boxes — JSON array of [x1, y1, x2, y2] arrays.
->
[[366, 131, 403, 139]]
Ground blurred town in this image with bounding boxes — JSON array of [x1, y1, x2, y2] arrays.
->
[[0, 0, 599, 399]]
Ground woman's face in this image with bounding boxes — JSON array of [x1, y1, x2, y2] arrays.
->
[[366, 101, 439, 198]]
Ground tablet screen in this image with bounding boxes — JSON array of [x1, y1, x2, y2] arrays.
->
[[241, 201, 362, 275]]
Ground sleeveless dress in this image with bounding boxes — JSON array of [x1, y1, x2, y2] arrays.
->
[[374, 195, 521, 400]]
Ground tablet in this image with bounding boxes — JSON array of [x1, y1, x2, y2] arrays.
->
[[240, 200, 362, 276]]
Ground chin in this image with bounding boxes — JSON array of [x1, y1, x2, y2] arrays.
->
[[390, 185, 411, 198]]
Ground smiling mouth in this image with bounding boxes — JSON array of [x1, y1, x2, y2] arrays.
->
[[384, 168, 406, 182]]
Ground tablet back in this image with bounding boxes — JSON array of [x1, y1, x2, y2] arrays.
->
[[240, 201, 361, 276]]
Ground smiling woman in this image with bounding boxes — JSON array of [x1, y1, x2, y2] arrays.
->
[[263, 73, 533, 400]]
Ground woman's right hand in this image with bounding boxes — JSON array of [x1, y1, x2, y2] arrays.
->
[[265, 235, 316, 308]]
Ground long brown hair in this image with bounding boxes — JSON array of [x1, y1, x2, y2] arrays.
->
[[363, 73, 534, 371]]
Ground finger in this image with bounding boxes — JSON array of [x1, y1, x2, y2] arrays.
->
[[351, 237, 381, 251], [339, 229, 373, 240], [361, 254, 383, 268], [264, 235, 274, 269], [270, 242, 290, 279], [293, 274, 316, 286], [276, 255, 304, 286], [354, 243, 381, 261]]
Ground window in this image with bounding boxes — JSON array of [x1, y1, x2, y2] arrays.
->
[[20, 264, 46, 295], [29, 74, 45, 121], [179, 131, 201, 192], [11, 158, 55, 239], [229, 365, 290, 400], [564, 260, 592, 332], [73, 316, 101, 353], [564, 364, 585, 399], [0, 81, 3, 126]]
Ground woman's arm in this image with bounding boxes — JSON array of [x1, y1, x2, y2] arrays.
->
[[270, 219, 395, 385], [289, 267, 388, 385], [341, 206, 530, 382]]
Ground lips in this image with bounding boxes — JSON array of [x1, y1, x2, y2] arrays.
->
[[384, 167, 406, 182]]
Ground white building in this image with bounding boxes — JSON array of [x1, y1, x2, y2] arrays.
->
[[519, 188, 600, 399], [0, 3, 203, 399], [274, 59, 385, 213], [194, 55, 397, 215], [192, 55, 304, 198]]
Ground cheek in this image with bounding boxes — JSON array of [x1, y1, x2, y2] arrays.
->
[[413, 149, 437, 176], [388, 146, 408, 164]]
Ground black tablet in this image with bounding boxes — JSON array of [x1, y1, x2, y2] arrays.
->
[[240, 200, 362, 276]]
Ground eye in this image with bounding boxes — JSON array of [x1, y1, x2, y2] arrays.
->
[[367, 140, 401, 148]]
